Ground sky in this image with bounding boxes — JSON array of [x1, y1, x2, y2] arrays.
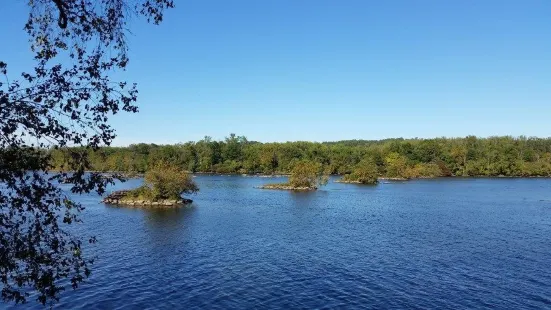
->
[[1, 0, 551, 145]]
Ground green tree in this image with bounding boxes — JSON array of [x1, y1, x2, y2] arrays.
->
[[413, 139, 442, 163], [223, 133, 247, 162], [259, 144, 279, 174], [450, 142, 468, 176], [143, 162, 199, 200], [343, 157, 379, 184], [0, 0, 173, 305], [53, 134, 551, 179], [243, 144, 261, 173], [288, 160, 329, 189], [385, 152, 408, 178], [405, 163, 443, 178], [195, 136, 215, 172]]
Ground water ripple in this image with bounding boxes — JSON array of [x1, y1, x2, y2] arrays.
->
[[6, 177, 551, 309]]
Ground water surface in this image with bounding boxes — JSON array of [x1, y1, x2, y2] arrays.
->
[[8, 176, 551, 309]]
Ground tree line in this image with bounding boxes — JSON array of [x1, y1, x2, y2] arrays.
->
[[50, 134, 551, 178]]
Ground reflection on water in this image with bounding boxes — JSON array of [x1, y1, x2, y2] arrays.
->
[[289, 190, 318, 208], [143, 205, 196, 228]]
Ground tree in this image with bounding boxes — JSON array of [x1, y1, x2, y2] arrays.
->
[[142, 162, 198, 200], [384, 152, 408, 178], [405, 162, 443, 178], [288, 160, 329, 189], [0, 1, 173, 305], [223, 133, 247, 162], [259, 144, 279, 174], [195, 136, 215, 172], [343, 157, 379, 184], [43, 134, 551, 179], [450, 142, 468, 176]]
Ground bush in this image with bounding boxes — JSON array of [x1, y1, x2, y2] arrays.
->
[[343, 157, 379, 184], [132, 162, 199, 201], [405, 162, 443, 178], [288, 160, 329, 189], [384, 152, 408, 178], [214, 160, 241, 174], [125, 185, 155, 200]]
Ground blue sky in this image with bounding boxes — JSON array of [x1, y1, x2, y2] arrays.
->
[[2, 0, 551, 145]]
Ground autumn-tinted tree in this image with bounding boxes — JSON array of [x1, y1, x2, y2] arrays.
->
[[140, 161, 198, 200], [49, 135, 551, 178], [288, 160, 329, 189], [342, 157, 379, 184], [0, 0, 173, 305], [384, 152, 409, 178]]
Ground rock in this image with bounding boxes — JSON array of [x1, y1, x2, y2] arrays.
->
[[258, 183, 317, 191], [102, 190, 132, 202], [378, 177, 409, 181], [102, 190, 193, 207]]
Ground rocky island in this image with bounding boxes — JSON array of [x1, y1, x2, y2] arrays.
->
[[102, 190, 193, 206], [102, 162, 198, 208], [336, 158, 380, 184], [259, 160, 328, 191], [258, 184, 317, 191]]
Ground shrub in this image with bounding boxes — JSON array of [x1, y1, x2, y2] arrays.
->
[[343, 157, 379, 184], [125, 185, 155, 200], [214, 160, 241, 174], [141, 162, 199, 200], [384, 152, 408, 178], [405, 162, 443, 178], [288, 160, 329, 189]]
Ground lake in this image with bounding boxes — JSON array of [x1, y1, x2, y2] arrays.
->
[[7, 176, 551, 309]]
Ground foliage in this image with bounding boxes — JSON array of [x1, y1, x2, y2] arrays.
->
[[47, 135, 551, 180], [124, 185, 155, 201], [288, 160, 329, 189], [0, 0, 172, 305], [384, 152, 409, 178], [142, 162, 198, 200], [343, 157, 379, 184], [405, 163, 444, 179]]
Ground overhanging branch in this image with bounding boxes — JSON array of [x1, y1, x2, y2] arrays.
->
[[51, 0, 68, 29]]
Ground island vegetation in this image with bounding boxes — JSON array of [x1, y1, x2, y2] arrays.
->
[[0, 0, 175, 305], [49, 135, 551, 180], [339, 158, 379, 184], [260, 160, 329, 190], [103, 162, 198, 206]]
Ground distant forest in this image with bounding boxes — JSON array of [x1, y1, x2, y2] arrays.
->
[[50, 135, 551, 178]]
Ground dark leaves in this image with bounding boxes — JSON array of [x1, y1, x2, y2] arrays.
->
[[0, 0, 172, 306]]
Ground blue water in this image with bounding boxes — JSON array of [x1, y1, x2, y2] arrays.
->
[[6, 176, 551, 309]]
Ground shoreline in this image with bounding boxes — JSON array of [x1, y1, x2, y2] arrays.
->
[[56, 171, 551, 180], [102, 190, 193, 207], [255, 184, 317, 191]]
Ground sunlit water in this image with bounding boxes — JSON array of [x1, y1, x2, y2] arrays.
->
[[6, 176, 551, 309]]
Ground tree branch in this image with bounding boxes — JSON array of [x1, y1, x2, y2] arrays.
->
[[51, 0, 68, 29]]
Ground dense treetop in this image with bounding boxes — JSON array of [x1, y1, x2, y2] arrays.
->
[[50, 135, 551, 178]]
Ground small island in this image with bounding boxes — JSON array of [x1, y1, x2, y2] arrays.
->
[[102, 162, 198, 207], [259, 160, 329, 191], [337, 158, 379, 184]]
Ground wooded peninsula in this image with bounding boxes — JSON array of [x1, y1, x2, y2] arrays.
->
[[50, 135, 551, 179]]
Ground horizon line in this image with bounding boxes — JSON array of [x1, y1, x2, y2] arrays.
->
[[109, 134, 551, 147]]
